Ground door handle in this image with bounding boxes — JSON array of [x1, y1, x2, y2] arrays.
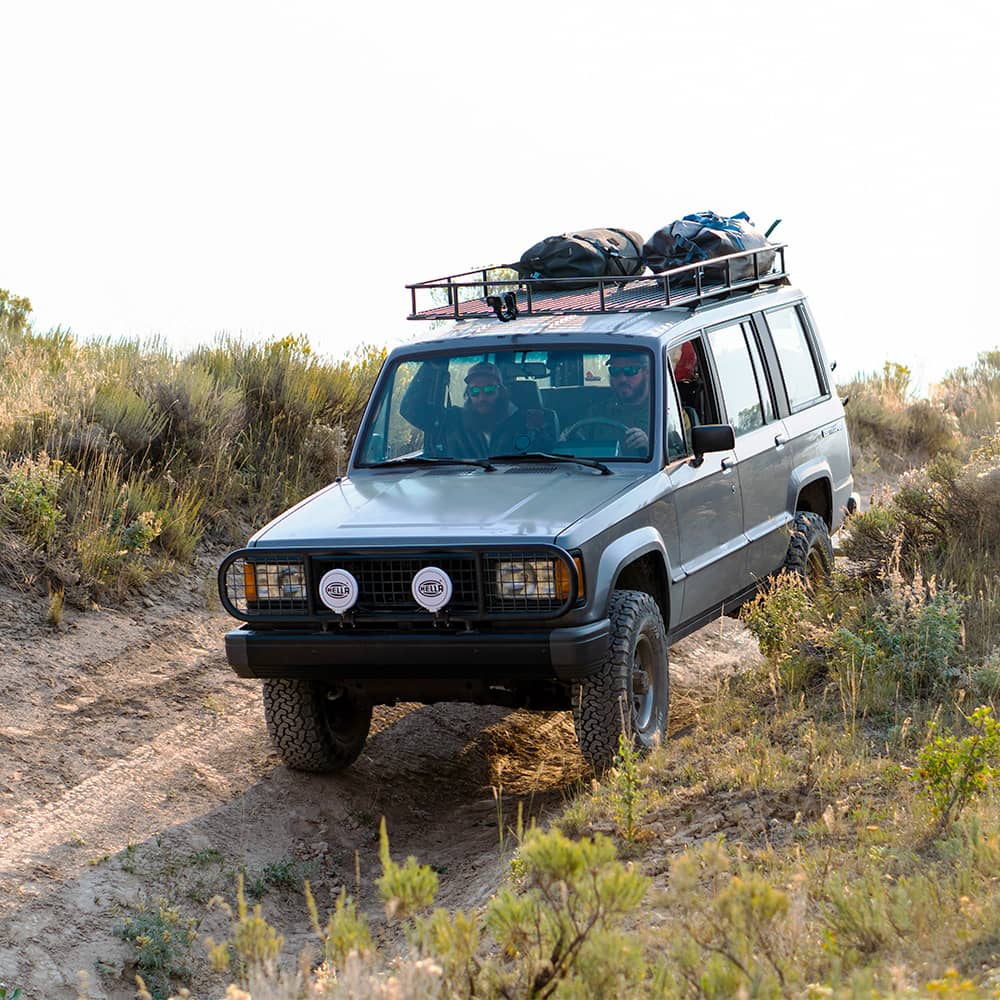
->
[[774, 433, 788, 447], [721, 456, 736, 471]]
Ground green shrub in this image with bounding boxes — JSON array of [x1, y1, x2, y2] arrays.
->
[[610, 729, 649, 842], [377, 816, 439, 920], [820, 568, 965, 715], [89, 382, 168, 459], [115, 897, 198, 1000], [915, 705, 1000, 831], [740, 571, 813, 662], [0, 451, 67, 547], [842, 443, 1000, 659], [820, 869, 913, 960], [658, 838, 795, 997], [198, 824, 649, 998], [306, 884, 373, 970], [204, 874, 284, 981], [484, 827, 649, 997]]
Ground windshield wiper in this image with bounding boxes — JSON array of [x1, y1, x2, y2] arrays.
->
[[370, 456, 497, 471], [488, 452, 612, 476]]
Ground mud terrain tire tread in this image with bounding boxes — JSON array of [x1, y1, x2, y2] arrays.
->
[[263, 678, 372, 772], [782, 511, 834, 586], [571, 589, 669, 774]]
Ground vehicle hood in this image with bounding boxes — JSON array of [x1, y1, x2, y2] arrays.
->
[[249, 467, 647, 547]]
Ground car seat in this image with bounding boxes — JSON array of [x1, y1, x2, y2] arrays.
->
[[507, 380, 560, 449]]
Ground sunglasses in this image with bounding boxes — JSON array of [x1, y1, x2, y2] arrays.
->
[[608, 365, 645, 378], [467, 383, 500, 396]]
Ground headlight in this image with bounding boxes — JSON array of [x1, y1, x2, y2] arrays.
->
[[224, 558, 307, 613], [492, 556, 580, 603], [254, 563, 307, 600], [495, 559, 558, 599]]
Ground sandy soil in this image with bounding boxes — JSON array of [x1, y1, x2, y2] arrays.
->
[[0, 554, 761, 999]]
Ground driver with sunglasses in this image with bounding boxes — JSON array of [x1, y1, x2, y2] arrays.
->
[[583, 351, 652, 454], [401, 360, 556, 460]]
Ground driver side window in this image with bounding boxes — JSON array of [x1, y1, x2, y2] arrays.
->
[[669, 336, 719, 433]]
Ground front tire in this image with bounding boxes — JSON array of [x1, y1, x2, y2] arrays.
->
[[262, 678, 372, 772], [572, 590, 669, 774]]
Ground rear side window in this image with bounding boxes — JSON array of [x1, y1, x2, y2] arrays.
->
[[767, 306, 826, 410], [708, 322, 765, 435]]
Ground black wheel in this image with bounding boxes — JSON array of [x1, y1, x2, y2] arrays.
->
[[262, 678, 372, 772], [782, 511, 833, 588], [571, 590, 669, 774]]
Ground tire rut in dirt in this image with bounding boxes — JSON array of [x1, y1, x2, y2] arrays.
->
[[0, 652, 243, 813]]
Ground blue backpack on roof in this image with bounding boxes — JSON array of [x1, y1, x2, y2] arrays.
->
[[643, 211, 775, 282]]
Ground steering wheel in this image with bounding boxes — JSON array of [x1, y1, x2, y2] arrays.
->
[[559, 416, 632, 441]]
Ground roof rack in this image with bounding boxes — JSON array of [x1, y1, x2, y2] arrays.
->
[[406, 244, 788, 323]]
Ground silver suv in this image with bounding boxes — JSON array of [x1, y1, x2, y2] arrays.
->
[[219, 247, 855, 773]]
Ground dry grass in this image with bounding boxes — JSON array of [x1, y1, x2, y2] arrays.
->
[[0, 299, 384, 602]]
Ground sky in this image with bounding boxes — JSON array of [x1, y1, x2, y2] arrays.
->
[[2, 1, 998, 393]]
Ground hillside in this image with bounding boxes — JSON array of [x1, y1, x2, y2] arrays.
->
[[2, 290, 1000, 998]]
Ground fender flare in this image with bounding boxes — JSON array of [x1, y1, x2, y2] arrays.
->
[[591, 527, 675, 622], [787, 458, 833, 515]]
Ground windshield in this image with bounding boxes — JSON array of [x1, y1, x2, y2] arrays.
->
[[356, 346, 655, 466]]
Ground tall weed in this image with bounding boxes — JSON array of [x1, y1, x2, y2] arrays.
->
[[839, 362, 959, 469], [936, 349, 1000, 441]]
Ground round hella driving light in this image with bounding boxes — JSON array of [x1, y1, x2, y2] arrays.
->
[[411, 566, 453, 612], [319, 568, 359, 613]]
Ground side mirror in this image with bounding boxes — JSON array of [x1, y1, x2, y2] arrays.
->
[[690, 423, 735, 467]]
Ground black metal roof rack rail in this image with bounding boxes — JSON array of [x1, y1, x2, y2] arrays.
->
[[406, 244, 788, 322]]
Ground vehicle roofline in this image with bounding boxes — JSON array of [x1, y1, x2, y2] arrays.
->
[[390, 285, 807, 357]]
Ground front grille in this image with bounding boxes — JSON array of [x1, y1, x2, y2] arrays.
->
[[220, 548, 576, 621], [313, 555, 479, 613]]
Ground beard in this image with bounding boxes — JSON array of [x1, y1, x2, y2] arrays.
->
[[465, 400, 504, 431]]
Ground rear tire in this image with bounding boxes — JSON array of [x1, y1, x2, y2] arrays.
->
[[782, 511, 833, 587], [572, 590, 669, 774], [262, 678, 372, 772]]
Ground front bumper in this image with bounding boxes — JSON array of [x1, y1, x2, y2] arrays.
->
[[225, 618, 611, 686]]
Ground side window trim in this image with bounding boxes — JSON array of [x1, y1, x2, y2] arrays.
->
[[796, 304, 832, 397], [753, 308, 791, 418], [661, 359, 689, 463], [743, 317, 777, 423]]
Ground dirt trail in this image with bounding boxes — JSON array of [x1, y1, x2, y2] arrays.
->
[[0, 568, 759, 999]]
